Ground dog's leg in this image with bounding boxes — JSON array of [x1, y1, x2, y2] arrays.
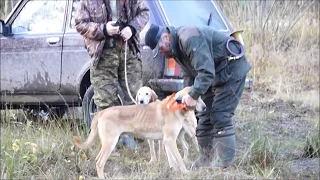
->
[[158, 140, 165, 160], [183, 111, 199, 153], [164, 142, 178, 170], [96, 130, 120, 179], [178, 130, 190, 164], [147, 139, 157, 163], [191, 135, 199, 152], [183, 125, 199, 152], [164, 139, 189, 173], [163, 125, 189, 173]]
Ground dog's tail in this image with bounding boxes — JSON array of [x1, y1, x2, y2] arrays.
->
[[73, 112, 100, 150]]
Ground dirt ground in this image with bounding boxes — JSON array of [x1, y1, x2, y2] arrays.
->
[[61, 88, 319, 179], [233, 89, 319, 178], [1, 88, 319, 179]]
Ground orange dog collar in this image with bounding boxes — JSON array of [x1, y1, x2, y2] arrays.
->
[[166, 93, 185, 111]]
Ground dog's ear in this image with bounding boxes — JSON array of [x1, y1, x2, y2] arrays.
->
[[151, 90, 158, 102]]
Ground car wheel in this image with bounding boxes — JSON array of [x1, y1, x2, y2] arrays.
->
[[82, 85, 96, 128], [82, 84, 137, 150], [82, 84, 127, 128]]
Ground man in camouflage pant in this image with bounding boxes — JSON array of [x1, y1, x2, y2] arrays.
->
[[75, 0, 150, 149], [90, 42, 143, 109]]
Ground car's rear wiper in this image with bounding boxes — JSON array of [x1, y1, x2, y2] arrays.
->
[[207, 13, 212, 26]]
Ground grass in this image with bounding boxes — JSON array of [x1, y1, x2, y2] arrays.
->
[[0, 116, 259, 180], [0, 119, 83, 179], [217, 0, 319, 95], [1, 94, 319, 180], [1, 0, 319, 179]]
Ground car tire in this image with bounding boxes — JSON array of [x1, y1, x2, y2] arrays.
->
[[82, 84, 126, 128], [82, 85, 96, 128], [82, 84, 138, 150]]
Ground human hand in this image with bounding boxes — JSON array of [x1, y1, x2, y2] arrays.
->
[[182, 94, 197, 111], [106, 21, 120, 36], [120, 26, 133, 41]]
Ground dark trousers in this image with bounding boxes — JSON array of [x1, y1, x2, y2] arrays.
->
[[196, 76, 246, 138]]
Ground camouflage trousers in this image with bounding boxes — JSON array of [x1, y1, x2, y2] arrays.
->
[[90, 44, 142, 111]]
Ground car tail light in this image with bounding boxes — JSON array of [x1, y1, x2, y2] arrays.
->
[[164, 58, 181, 77]]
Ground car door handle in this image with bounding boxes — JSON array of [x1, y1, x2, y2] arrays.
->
[[46, 37, 60, 44]]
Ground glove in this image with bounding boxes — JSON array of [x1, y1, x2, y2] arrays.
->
[[120, 26, 133, 41], [106, 21, 120, 36]]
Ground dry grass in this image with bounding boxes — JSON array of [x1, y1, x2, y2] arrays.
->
[[1, 0, 319, 179], [218, 0, 319, 100], [1, 97, 319, 180], [0, 113, 259, 180]]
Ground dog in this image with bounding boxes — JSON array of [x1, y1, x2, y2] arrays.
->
[[135, 86, 159, 105], [135, 86, 199, 164], [73, 87, 206, 179]]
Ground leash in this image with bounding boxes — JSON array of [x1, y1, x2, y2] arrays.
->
[[124, 40, 138, 105], [111, 19, 137, 105]]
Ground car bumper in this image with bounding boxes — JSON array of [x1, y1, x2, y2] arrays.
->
[[148, 77, 253, 93], [148, 78, 184, 92]]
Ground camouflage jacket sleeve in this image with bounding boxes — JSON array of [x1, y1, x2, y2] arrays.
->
[[75, 1, 106, 41], [128, 0, 150, 35], [182, 36, 215, 100]]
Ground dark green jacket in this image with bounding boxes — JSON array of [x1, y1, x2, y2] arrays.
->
[[168, 26, 251, 99]]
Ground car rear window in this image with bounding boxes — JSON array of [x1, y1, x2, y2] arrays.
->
[[159, 0, 229, 32]]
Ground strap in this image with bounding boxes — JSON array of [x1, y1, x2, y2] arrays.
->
[[226, 37, 244, 59]]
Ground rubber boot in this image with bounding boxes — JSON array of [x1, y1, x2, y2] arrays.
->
[[117, 134, 137, 151], [212, 125, 236, 168], [190, 136, 214, 170]]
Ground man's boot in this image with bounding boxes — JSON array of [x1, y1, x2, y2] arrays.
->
[[117, 134, 137, 151], [190, 136, 214, 170], [212, 125, 236, 168]]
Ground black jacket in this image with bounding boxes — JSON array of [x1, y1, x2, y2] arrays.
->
[[168, 26, 251, 99]]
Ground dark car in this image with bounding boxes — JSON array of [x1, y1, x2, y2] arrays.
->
[[0, 0, 250, 125]]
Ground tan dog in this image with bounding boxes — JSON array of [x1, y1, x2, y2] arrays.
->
[[135, 86, 199, 164], [73, 87, 206, 179]]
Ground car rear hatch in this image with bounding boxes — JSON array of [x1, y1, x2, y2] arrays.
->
[[149, 0, 233, 92]]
